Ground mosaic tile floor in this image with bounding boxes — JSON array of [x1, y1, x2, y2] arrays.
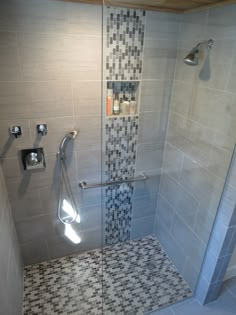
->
[[23, 236, 192, 315]]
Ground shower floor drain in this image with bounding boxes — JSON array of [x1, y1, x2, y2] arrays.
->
[[147, 259, 158, 270]]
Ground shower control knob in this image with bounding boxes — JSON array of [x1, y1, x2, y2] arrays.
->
[[10, 126, 22, 138], [37, 124, 47, 136]]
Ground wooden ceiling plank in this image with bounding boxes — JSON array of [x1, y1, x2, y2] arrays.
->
[[59, 0, 236, 13], [105, 0, 199, 11], [184, 0, 236, 12]]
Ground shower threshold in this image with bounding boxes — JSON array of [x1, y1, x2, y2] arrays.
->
[[23, 236, 192, 315]]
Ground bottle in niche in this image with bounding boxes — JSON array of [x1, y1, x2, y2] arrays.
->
[[121, 96, 126, 115], [119, 98, 123, 114], [130, 96, 136, 115], [123, 97, 130, 115], [106, 89, 113, 116], [113, 94, 120, 115]]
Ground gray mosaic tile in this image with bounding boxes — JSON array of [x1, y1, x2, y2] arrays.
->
[[23, 250, 102, 315], [103, 236, 192, 314], [23, 236, 192, 315], [105, 7, 145, 81], [104, 116, 139, 245]]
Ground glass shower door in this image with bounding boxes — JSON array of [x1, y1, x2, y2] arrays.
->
[[100, 0, 236, 313]]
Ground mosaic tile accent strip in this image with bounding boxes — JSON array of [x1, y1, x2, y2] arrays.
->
[[23, 236, 192, 315], [104, 116, 139, 245], [105, 183, 133, 245], [105, 7, 145, 81]]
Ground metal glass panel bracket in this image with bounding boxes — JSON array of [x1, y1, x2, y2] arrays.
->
[[79, 172, 148, 190]]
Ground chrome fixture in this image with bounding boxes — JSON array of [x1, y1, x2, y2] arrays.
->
[[10, 126, 22, 138], [79, 172, 148, 190], [57, 130, 79, 225], [184, 39, 214, 66], [37, 124, 47, 136], [21, 148, 46, 171], [58, 130, 78, 161]]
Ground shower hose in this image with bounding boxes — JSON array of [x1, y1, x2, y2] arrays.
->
[[57, 156, 78, 224]]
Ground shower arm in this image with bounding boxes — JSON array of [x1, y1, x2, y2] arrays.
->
[[195, 39, 214, 51]]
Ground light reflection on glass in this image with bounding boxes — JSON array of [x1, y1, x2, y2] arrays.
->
[[64, 224, 81, 244], [62, 199, 80, 223], [62, 199, 81, 243]]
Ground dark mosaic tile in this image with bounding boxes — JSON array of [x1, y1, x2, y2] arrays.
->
[[105, 7, 145, 81], [104, 116, 139, 245]]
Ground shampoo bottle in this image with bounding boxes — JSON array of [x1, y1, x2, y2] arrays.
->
[[113, 94, 120, 115], [130, 96, 136, 115], [106, 89, 113, 116]]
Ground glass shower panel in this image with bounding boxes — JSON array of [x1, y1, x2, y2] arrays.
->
[[101, 4, 192, 315], [101, 1, 236, 314]]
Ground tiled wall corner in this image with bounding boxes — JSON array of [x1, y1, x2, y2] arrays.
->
[[195, 145, 236, 304], [0, 165, 23, 314], [155, 3, 236, 294]]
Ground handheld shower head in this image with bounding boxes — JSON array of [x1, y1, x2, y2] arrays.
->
[[184, 39, 213, 66], [58, 130, 78, 160]]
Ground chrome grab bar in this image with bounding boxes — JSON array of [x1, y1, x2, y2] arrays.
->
[[79, 172, 148, 190]]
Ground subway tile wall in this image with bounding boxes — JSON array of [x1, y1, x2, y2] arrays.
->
[[0, 165, 23, 314], [155, 4, 236, 292]]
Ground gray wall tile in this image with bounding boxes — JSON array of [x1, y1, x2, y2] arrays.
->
[[155, 217, 186, 274], [132, 194, 157, 220], [20, 239, 49, 266], [131, 215, 155, 240], [156, 3, 236, 297], [0, 81, 74, 120], [138, 112, 167, 143], [143, 39, 177, 80], [136, 142, 164, 172], [160, 174, 198, 228], [47, 228, 102, 260], [0, 166, 23, 313], [145, 11, 181, 40], [0, 31, 21, 81], [140, 80, 172, 113]]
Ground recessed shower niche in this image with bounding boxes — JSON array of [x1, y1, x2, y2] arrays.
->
[[106, 81, 140, 117]]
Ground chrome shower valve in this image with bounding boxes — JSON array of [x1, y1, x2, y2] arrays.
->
[[10, 126, 22, 138], [37, 124, 47, 136]]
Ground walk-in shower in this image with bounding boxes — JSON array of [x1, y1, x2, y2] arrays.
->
[[1, 1, 236, 315], [184, 39, 214, 65]]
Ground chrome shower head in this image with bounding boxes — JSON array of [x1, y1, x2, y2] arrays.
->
[[58, 130, 78, 160], [184, 39, 214, 66], [184, 47, 199, 66]]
